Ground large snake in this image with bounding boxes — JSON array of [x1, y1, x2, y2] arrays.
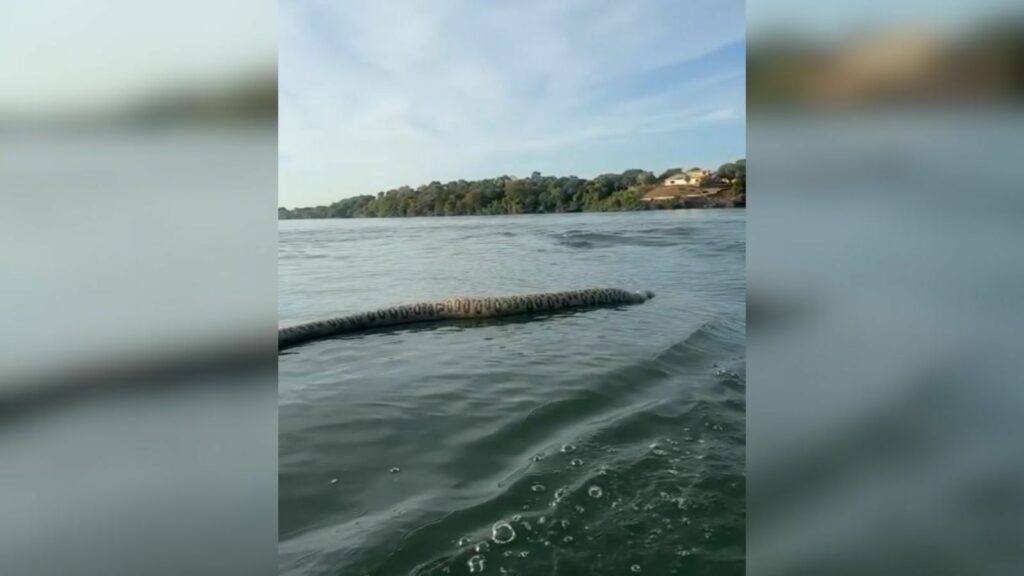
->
[[279, 287, 655, 351]]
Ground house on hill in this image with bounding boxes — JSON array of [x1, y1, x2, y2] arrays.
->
[[664, 168, 713, 187], [665, 174, 695, 186]]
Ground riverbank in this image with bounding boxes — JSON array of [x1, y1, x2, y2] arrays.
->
[[279, 166, 745, 219]]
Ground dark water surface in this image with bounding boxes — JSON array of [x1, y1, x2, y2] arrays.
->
[[279, 211, 745, 575]]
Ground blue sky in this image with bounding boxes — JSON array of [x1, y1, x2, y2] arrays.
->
[[279, 0, 746, 207]]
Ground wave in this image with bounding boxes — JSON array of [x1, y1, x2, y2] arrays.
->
[[553, 227, 695, 249], [279, 318, 745, 576]]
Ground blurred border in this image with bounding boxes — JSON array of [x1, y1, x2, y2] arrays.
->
[[748, 3, 1024, 575], [0, 2, 279, 575]]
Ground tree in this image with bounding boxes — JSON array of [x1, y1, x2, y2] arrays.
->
[[716, 162, 739, 180], [658, 168, 682, 181], [277, 166, 739, 219]]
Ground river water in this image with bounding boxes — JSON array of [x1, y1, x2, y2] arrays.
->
[[279, 210, 745, 575]]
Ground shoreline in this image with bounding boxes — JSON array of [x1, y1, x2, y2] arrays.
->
[[279, 192, 745, 220], [277, 205, 745, 220], [280, 163, 745, 220]]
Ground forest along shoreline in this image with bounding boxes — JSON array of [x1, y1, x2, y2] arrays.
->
[[279, 160, 746, 219]]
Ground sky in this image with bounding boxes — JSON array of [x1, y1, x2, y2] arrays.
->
[[279, 0, 746, 207]]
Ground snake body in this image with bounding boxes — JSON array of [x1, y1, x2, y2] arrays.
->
[[279, 287, 654, 350]]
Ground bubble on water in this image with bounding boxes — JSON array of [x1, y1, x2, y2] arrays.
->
[[467, 554, 486, 573], [648, 442, 659, 450], [631, 564, 642, 572], [531, 453, 545, 462], [553, 486, 568, 501], [652, 449, 668, 456], [476, 540, 491, 553], [492, 521, 516, 544], [570, 458, 583, 467], [519, 551, 529, 558], [389, 467, 401, 474], [587, 486, 603, 499], [330, 478, 338, 484], [503, 550, 513, 557], [560, 519, 570, 529], [512, 514, 522, 522], [538, 516, 547, 525], [563, 535, 574, 543], [574, 505, 585, 514], [560, 443, 577, 454], [521, 521, 532, 532], [457, 536, 472, 547], [531, 484, 546, 493]]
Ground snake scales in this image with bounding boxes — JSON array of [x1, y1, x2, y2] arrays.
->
[[279, 287, 654, 350]]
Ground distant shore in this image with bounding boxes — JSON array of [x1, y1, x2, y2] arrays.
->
[[279, 194, 745, 220], [280, 164, 745, 219]]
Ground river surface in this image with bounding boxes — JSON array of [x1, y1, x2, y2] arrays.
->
[[279, 210, 745, 575]]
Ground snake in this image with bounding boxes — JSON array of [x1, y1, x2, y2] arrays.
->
[[279, 287, 654, 351]]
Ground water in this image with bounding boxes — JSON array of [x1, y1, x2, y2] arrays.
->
[[279, 210, 745, 575]]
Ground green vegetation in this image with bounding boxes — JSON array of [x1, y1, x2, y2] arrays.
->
[[279, 161, 745, 219], [717, 159, 745, 200]]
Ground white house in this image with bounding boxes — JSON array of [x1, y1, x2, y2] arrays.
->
[[665, 168, 713, 187], [664, 174, 693, 186]]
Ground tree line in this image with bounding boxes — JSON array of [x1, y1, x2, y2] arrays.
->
[[279, 160, 744, 219]]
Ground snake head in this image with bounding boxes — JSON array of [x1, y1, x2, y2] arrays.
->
[[634, 290, 655, 302]]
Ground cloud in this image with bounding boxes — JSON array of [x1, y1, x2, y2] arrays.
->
[[279, 0, 745, 206]]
